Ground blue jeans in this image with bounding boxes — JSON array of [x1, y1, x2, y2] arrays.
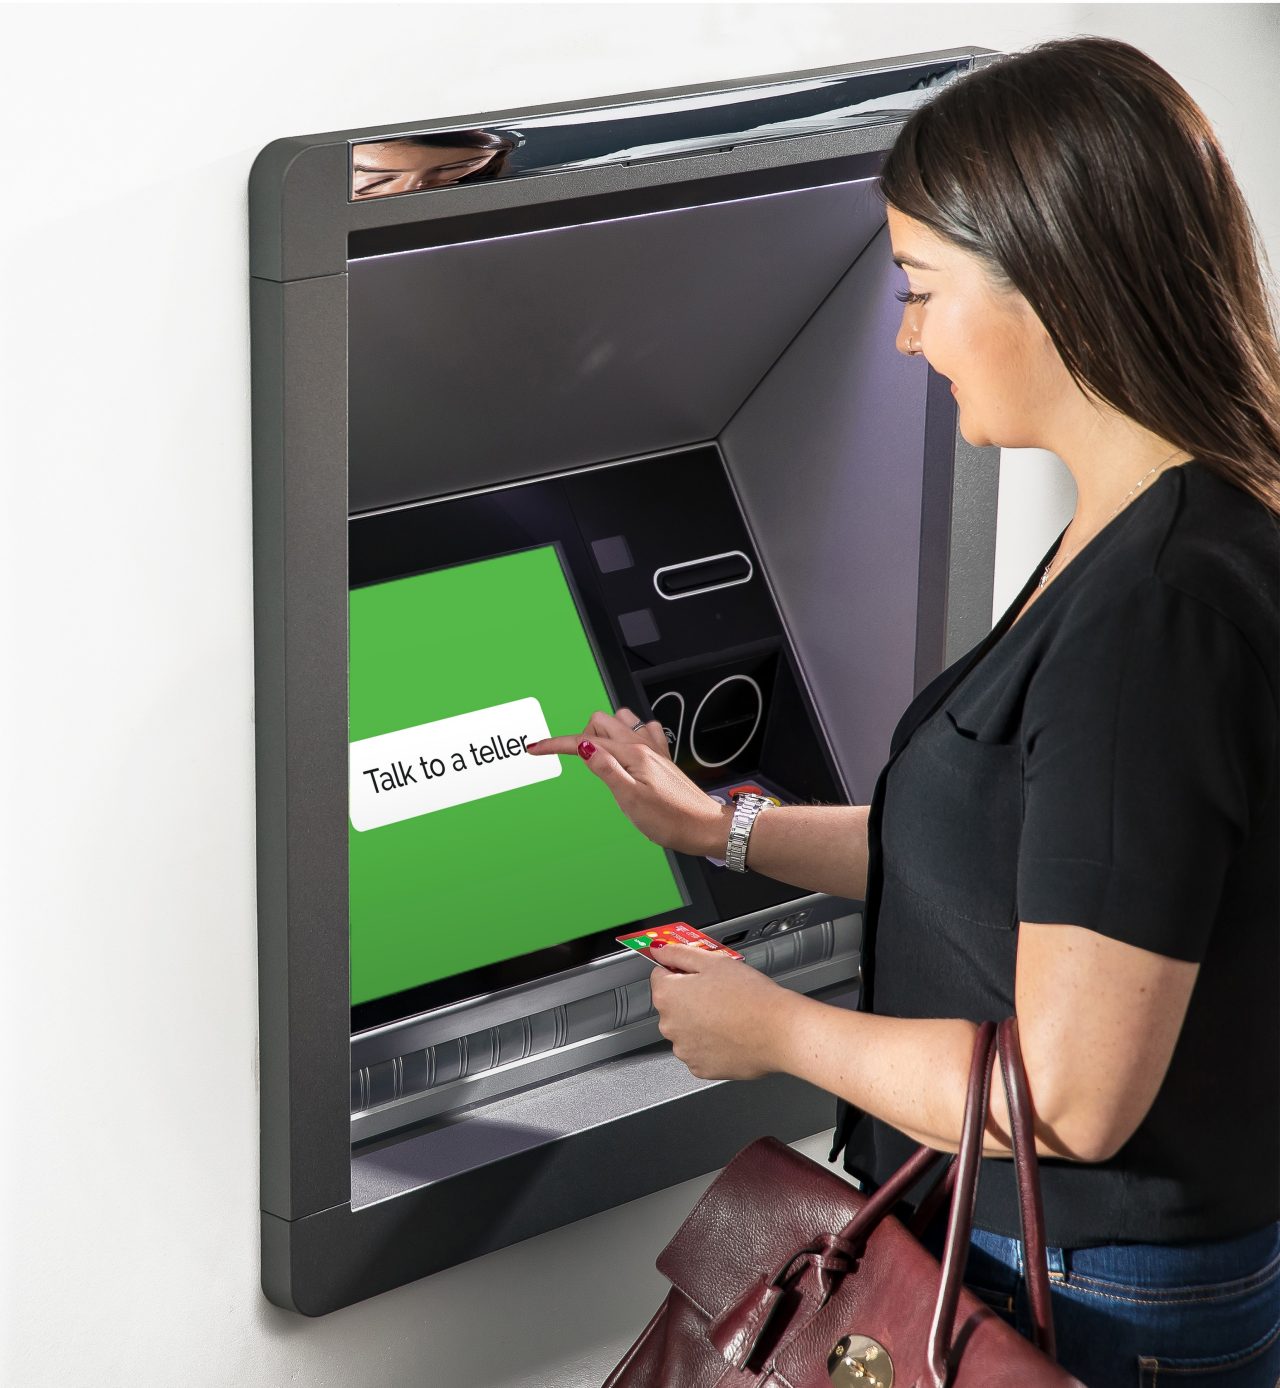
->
[[945, 1221, 1280, 1386]]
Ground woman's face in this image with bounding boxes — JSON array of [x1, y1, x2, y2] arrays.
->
[[886, 205, 1069, 449], [352, 140, 500, 198]]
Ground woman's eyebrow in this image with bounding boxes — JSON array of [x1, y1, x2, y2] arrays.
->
[[892, 254, 938, 270]]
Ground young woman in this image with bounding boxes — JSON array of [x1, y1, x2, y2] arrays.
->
[[528, 36, 1280, 1385]]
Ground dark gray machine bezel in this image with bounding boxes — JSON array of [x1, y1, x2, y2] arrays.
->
[[250, 46, 1001, 1315]]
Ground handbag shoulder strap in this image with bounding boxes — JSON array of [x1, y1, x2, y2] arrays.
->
[[998, 1015, 1055, 1358], [925, 1018, 1058, 1383], [925, 1021, 998, 1386]]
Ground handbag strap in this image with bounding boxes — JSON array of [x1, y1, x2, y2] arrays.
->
[[998, 1015, 1056, 1358], [831, 1142, 949, 1249], [710, 1018, 1059, 1379], [924, 1020, 998, 1386], [925, 1019, 1057, 1384]]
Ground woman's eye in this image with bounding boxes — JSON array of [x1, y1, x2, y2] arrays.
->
[[894, 289, 930, 305]]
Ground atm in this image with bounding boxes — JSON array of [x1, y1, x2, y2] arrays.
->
[[250, 44, 1002, 1315]]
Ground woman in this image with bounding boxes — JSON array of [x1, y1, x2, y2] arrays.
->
[[527, 36, 1280, 1384], [351, 129, 518, 198]]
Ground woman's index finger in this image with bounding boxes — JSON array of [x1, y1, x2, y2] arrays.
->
[[524, 734, 589, 756]]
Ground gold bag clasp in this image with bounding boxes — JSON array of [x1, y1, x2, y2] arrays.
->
[[828, 1333, 894, 1387]]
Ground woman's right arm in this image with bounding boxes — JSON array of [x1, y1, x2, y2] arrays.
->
[[526, 708, 871, 901], [692, 800, 871, 902]]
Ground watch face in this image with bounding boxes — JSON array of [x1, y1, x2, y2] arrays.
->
[[730, 788, 780, 807]]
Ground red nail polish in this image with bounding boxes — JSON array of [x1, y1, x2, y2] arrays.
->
[[526, 739, 541, 750], [578, 739, 596, 760]]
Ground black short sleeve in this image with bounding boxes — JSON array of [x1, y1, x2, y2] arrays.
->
[[1017, 575, 1277, 960]]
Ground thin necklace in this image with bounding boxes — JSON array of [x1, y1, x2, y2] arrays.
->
[[1037, 448, 1186, 591]]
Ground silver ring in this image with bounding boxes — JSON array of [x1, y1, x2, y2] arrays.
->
[[631, 720, 647, 733]]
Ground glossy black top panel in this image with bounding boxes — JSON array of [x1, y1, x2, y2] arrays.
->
[[249, 47, 996, 280], [349, 58, 969, 201]]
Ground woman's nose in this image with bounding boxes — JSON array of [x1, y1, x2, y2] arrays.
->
[[896, 314, 919, 358]]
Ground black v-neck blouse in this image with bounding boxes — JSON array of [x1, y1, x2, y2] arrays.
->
[[831, 458, 1280, 1247]]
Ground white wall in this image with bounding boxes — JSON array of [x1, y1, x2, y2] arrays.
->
[[3, 4, 1276, 1385]]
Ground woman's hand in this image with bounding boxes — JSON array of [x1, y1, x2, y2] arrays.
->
[[526, 706, 730, 857], [647, 942, 793, 1081]]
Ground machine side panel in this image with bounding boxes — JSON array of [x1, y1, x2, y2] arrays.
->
[[912, 371, 958, 686], [251, 274, 352, 1219], [248, 140, 347, 286], [251, 276, 292, 1218], [720, 223, 933, 803], [942, 430, 1000, 664]]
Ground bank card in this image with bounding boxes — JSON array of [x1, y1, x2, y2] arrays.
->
[[725, 782, 782, 806], [616, 921, 744, 967]]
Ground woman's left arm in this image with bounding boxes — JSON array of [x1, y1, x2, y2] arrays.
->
[[654, 581, 1269, 1161], [653, 924, 1198, 1162]]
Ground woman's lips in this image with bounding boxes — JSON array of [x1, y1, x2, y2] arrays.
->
[[950, 382, 958, 394]]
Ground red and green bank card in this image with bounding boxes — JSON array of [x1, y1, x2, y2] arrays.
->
[[616, 921, 745, 968]]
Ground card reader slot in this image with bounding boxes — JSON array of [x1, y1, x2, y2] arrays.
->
[[654, 550, 753, 599]]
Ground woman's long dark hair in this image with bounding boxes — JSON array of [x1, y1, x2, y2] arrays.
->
[[880, 35, 1280, 516]]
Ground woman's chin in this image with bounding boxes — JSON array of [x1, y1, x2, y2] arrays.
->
[[957, 419, 988, 448], [955, 409, 1002, 451]]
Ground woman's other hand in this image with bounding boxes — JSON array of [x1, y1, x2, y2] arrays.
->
[[526, 706, 730, 858], [648, 942, 792, 1081]]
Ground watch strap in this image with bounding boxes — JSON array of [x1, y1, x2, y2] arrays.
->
[[725, 792, 771, 873]]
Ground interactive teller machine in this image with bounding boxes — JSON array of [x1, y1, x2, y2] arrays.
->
[[251, 44, 1002, 1314]]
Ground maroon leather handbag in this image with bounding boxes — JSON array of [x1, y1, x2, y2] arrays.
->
[[604, 1018, 1086, 1387]]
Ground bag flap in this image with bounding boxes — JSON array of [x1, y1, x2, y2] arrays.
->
[[655, 1135, 867, 1322]]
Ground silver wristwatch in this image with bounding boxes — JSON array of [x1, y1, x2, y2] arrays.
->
[[725, 792, 773, 873]]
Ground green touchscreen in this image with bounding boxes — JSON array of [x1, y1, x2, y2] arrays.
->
[[348, 545, 686, 1006]]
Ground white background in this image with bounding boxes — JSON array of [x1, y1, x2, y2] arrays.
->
[[2, 4, 1276, 1385]]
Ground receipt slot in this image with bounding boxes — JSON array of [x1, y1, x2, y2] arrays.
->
[[250, 46, 1002, 1314]]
